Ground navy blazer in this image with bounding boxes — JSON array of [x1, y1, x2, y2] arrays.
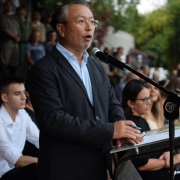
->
[[29, 46, 126, 180]]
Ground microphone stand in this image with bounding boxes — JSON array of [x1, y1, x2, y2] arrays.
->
[[96, 52, 180, 180]]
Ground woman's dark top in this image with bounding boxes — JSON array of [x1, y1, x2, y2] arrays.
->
[[127, 115, 170, 180], [25, 107, 39, 128], [23, 107, 39, 157]]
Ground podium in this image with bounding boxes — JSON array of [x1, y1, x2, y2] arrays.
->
[[111, 127, 180, 180]]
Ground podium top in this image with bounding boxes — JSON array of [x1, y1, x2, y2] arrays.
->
[[110, 125, 180, 154]]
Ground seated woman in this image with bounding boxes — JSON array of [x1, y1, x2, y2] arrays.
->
[[144, 83, 164, 130], [122, 79, 180, 180]]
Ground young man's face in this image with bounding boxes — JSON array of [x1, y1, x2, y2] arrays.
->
[[2, 83, 26, 111]]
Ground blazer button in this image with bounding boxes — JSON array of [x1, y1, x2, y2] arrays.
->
[[96, 116, 100, 122]]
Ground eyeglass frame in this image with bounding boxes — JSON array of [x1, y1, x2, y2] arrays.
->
[[59, 19, 99, 27], [135, 96, 152, 104]]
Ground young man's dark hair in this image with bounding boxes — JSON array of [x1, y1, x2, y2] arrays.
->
[[0, 76, 25, 105]]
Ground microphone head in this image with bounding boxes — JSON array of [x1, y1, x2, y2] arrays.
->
[[90, 47, 100, 57]]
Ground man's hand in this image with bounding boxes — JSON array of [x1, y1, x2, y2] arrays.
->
[[113, 120, 142, 139], [4, 29, 20, 43], [116, 138, 143, 148], [14, 35, 20, 43], [113, 120, 143, 147]]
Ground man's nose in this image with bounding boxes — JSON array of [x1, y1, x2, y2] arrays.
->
[[85, 20, 94, 30], [22, 93, 27, 100]]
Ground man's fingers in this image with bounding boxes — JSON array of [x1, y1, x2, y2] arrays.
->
[[133, 137, 143, 144], [113, 120, 141, 139], [126, 138, 136, 145], [116, 139, 121, 148], [124, 120, 137, 126], [127, 126, 141, 134], [119, 129, 142, 139]]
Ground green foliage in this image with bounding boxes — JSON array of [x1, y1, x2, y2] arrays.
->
[[135, 1, 180, 71], [167, 0, 180, 70], [134, 8, 173, 69]]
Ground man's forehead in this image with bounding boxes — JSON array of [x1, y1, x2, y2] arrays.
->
[[68, 4, 93, 18], [75, 15, 94, 19], [8, 83, 25, 91]]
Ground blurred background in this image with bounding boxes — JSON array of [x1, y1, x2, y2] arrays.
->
[[1, 0, 180, 83]]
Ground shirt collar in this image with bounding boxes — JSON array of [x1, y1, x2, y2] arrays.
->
[[0, 105, 19, 126], [56, 42, 89, 64]]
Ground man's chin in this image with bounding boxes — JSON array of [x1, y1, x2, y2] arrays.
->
[[19, 105, 26, 109], [84, 44, 91, 50]]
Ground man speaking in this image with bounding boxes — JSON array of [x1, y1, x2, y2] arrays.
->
[[29, 1, 143, 180]]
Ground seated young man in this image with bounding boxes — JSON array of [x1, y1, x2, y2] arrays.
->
[[0, 76, 39, 180]]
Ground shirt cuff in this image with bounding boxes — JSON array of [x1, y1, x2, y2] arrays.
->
[[4, 149, 22, 168]]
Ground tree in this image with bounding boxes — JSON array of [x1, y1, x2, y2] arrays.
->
[[135, 0, 180, 71], [135, 8, 171, 68], [166, 0, 180, 70]]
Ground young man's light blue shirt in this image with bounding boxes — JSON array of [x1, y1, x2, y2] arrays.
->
[[56, 42, 94, 106]]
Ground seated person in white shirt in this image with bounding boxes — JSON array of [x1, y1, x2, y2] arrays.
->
[[0, 76, 39, 180]]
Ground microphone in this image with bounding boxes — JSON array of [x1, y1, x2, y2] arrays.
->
[[90, 47, 126, 71]]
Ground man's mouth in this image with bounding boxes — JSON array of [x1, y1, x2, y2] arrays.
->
[[84, 35, 92, 41]]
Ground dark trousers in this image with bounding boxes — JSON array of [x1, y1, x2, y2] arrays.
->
[[174, 173, 180, 180], [1, 163, 38, 180]]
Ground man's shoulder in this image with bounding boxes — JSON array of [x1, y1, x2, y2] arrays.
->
[[88, 56, 107, 74], [33, 54, 53, 66], [31, 48, 59, 71]]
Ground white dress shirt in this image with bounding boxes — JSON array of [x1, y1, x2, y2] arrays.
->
[[56, 42, 94, 106], [0, 105, 39, 177]]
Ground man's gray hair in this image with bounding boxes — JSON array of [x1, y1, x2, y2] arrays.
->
[[55, 1, 90, 25]]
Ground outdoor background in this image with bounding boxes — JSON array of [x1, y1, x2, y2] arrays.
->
[[44, 0, 179, 73]]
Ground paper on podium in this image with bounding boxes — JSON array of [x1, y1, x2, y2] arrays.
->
[[110, 125, 180, 154]]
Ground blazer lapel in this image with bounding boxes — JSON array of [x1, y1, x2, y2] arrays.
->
[[51, 46, 89, 101], [87, 57, 98, 109]]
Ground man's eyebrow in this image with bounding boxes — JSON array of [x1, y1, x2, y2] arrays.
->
[[13, 91, 21, 93], [75, 15, 94, 19], [13, 90, 25, 93]]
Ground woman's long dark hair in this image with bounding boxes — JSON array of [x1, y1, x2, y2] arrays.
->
[[122, 80, 149, 117]]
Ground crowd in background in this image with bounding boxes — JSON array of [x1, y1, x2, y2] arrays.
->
[[1, 0, 180, 180], [0, 0, 59, 79], [0, 0, 177, 85]]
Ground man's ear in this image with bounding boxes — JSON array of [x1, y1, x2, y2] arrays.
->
[[1, 94, 8, 103], [56, 23, 65, 37]]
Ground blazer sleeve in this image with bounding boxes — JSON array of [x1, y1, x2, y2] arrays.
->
[[29, 60, 114, 150]]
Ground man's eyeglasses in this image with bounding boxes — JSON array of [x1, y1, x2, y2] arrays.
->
[[61, 19, 99, 27], [135, 96, 152, 104]]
